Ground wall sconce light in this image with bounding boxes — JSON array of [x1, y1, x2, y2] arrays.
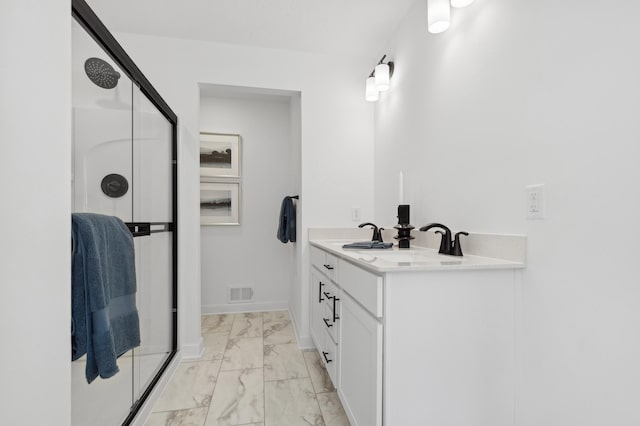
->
[[365, 55, 394, 102], [366, 76, 379, 102], [428, 0, 476, 34], [428, 0, 451, 34]]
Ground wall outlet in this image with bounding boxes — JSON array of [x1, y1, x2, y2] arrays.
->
[[351, 207, 361, 222], [526, 184, 545, 220]]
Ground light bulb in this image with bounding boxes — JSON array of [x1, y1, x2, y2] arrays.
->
[[374, 63, 390, 92], [451, 0, 474, 8], [365, 77, 379, 102], [428, 0, 450, 34]]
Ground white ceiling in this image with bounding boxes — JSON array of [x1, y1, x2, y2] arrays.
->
[[86, 0, 416, 57]]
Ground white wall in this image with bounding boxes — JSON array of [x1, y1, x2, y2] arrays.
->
[[375, 1, 640, 425], [110, 32, 375, 349], [200, 93, 297, 313], [0, 1, 71, 424]]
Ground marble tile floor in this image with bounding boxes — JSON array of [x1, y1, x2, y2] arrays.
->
[[146, 311, 350, 426]]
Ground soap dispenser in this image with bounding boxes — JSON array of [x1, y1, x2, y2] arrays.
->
[[393, 204, 415, 249]]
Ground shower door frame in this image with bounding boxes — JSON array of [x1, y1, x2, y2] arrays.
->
[[72, 1, 178, 424]]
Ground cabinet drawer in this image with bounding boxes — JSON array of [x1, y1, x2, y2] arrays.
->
[[322, 300, 339, 343], [310, 245, 338, 280], [338, 259, 383, 317], [320, 331, 338, 385], [322, 280, 339, 309]]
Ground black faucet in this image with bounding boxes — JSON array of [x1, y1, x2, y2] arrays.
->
[[419, 223, 468, 256], [359, 222, 384, 242]]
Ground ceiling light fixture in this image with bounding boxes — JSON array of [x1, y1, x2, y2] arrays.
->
[[365, 55, 394, 102], [428, 0, 451, 34]]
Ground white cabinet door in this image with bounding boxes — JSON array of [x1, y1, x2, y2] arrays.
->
[[339, 292, 383, 426]]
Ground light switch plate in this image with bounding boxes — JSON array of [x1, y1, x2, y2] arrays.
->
[[526, 184, 545, 220], [351, 207, 361, 222]]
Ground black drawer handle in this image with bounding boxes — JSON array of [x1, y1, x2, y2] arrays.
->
[[323, 264, 334, 270], [323, 291, 333, 300], [322, 351, 333, 363], [333, 297, 340, 322], [318, 282, 325, 303], [323, 318, 333, 328]]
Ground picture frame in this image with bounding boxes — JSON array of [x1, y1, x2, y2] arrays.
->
[[200, 132, 241, 178], [200, 181, 241, 225]]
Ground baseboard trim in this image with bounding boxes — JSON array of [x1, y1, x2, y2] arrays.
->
[[180, 337, 204, 361], [289, 302, 314, 349], [201, 300, 289, 315]]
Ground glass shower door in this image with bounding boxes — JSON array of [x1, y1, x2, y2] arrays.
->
[[131, 86, 175, 400], [71, 12, 177, 424], [71, 20, 134, 426]]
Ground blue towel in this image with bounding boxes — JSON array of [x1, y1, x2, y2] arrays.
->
[[277, 196, 296, 243], [72, 213, 141, 383], [342, 241, 394, 249]]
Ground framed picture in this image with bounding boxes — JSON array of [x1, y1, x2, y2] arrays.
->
[[200, 132, 241, 178], [200, 181, 241, 225]]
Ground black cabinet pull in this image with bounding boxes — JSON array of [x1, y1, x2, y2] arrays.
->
[[322, 351, 333, 363], [323, 291, 333, 300], [323, 264, 334, 270], [318, 282, 325, 303], [332, 297, 340, 322], [323, 318, 333, 328]]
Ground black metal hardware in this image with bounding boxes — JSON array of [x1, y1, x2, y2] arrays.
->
[[289, 195, 299, 199], [125, 222, 150, 237], [394, 204, 415, 249], [323, 318, 333, 328], [125, 222, 173, 237], [452, 232, 469, 257], [367, 54, 395, 79], [323, 291, 333, 300], [322, 351, 333, 363], [323, 264, 334, 270], [318, 282, 325, 303], [358, 222, 384, 242], [420, 223, 468, 257], [333, 297, 340, 322]]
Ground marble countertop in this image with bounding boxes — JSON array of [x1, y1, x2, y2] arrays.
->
[[310, 239, 525, 274]]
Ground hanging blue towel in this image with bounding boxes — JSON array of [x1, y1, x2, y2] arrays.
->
[[277, 196, 296, 243], [72, 213, 141, 383]]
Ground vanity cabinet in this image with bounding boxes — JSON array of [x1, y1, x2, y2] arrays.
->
[[310, 246, 383, 426], [310, 242, 518, 426], [339, 290, 382, 426], [310, 248, 340, 384]]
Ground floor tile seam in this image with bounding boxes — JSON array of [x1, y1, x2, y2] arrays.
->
[[263, 374, 310, 383], [201, 336, 230, 426], [301, 349, 322, 395], [302, 349, 333, 426], [228, 334, 264, 340]]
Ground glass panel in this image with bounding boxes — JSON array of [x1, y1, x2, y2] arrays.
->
[[71, 20, 134, 426], [71, 21, 133, 221], [132, 233, 173, 399], [132, 87, 173, 223], [132, 85, 174, 401]]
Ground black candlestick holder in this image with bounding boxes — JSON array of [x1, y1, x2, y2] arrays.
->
[[394, 204, 415, 249]]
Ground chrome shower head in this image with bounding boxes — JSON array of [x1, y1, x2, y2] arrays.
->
[[84, 57, 120, 89]]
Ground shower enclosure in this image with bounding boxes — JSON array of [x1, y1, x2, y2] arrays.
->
[[71, 1, 177, 424]]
